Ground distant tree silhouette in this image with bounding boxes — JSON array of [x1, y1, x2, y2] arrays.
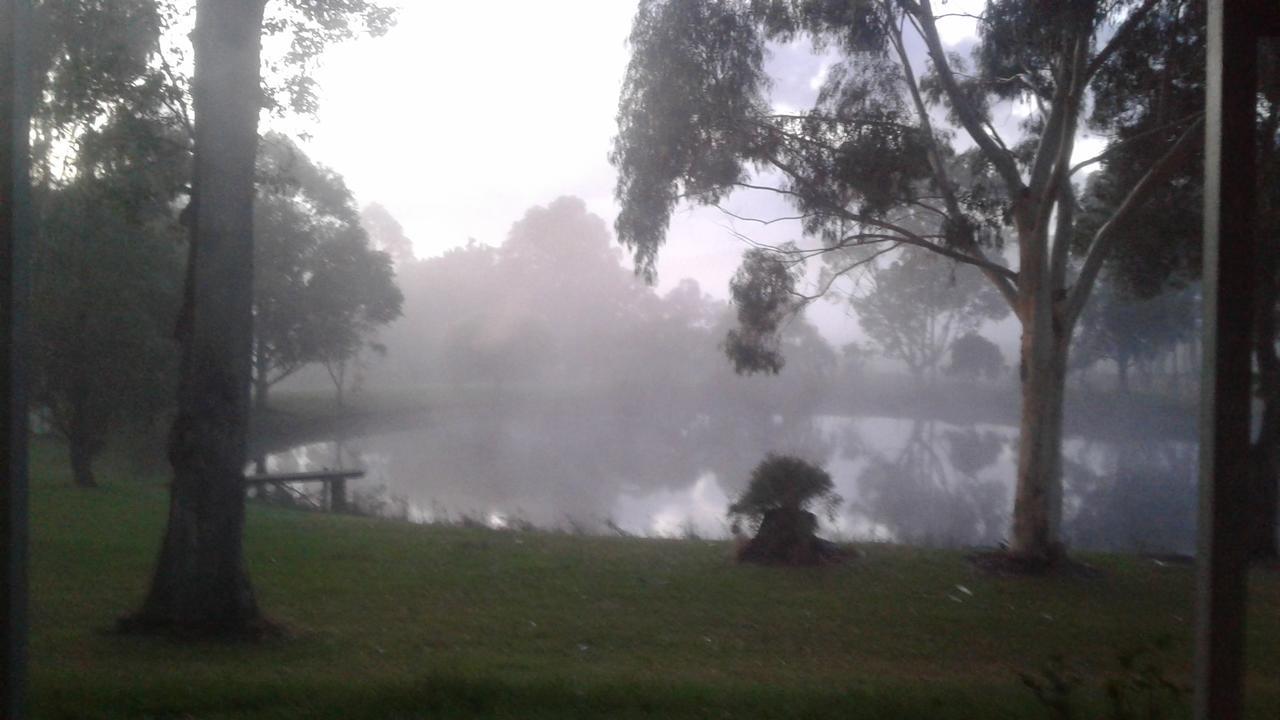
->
[[856, 249, 1007, 379], [945, 333, 1005, 382], [360, 202, 415, 266], [613, 0, 1206, 562], [253, 134, 402, 410], [32, 175, 182, 488]]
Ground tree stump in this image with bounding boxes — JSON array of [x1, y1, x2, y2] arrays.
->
[[736, 508, 847, 566]]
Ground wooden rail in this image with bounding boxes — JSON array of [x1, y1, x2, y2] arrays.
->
[[242, 469, 364, 487]]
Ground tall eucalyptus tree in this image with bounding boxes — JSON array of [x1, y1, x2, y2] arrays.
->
[[612, 0, 1204, 561], [121, 0, 394, 636]]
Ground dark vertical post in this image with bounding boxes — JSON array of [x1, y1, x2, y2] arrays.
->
[[1195, 2, 1261, 719], [0, 0, 31, 717]]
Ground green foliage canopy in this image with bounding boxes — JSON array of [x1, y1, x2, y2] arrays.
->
[[728, 453, 841, 525], [253, 134, 403, 395]]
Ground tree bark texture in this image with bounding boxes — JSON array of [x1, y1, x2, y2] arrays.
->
[[123, 0, 268, 636], [1011, 306, 1071, 561]]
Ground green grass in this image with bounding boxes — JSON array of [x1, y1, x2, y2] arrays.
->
[[28, 437, 1280, 719]]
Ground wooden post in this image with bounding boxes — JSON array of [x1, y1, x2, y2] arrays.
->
[[0, 0, 31, 716], [1195, 3, 1277, 719]]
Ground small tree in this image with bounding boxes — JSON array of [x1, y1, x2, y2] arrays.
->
[[252, 134, 403, 410], [1071, 276, 1194, 394], [946, 333, 1006, 382], [729, 453, 840, 525], [857, 249, 1008, 379], [32, 177, 182, 487], [729, 454, 844, 565], [612, 0, 1207, 563], [360, 202, 415, 266]]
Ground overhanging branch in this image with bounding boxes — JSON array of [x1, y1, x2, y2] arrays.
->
[[1064, 115, 1205, 324], [1083, 0, 1162, 85], [907, 0, 1026, 195], [1069, 112, 1205, 176]]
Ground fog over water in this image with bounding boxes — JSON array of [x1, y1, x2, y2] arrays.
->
[[255, 192, 1202, 557], [221, 0, 1217, 563], [264, 395, 1198, 555]]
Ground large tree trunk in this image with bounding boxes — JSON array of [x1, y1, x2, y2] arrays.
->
[[121, 0, 269, 637], [1008, 202, 1072, 564], [1011, 319, 1070, 562]]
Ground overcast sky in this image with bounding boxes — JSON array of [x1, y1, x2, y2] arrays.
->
[[291, 1, 1098, 348]]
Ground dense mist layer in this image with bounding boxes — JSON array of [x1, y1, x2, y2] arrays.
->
[[262, 195, 1202, 556]]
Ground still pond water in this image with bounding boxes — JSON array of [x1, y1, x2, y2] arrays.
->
[[265, 405, 1198, 555]]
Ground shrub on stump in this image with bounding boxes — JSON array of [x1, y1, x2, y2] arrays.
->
[[729, 454, 847, 566]]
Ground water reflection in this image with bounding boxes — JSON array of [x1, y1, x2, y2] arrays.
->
[[262, 403, 1197, 554], [1063, 439, 1198, 555], [852, 421, 1009, 548]]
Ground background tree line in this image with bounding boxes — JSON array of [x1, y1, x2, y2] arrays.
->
[[607, 0, 1260, 563], [29, 3, 402, 492]]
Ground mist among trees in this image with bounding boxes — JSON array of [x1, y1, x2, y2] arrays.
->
[[10, 3, 1280, 716]]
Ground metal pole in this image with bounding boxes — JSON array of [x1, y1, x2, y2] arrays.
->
[[0, 0, 31, 717], [1195, 2, 1260, 719]]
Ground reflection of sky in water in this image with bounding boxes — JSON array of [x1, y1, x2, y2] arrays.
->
[[268, 412, 1197, 555], [614, 472, 731, 538]]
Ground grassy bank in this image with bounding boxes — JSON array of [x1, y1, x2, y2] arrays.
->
[[28, 437, 1280, 719]]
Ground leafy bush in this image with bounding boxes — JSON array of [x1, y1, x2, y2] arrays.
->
[[728, 454, 841, 529]]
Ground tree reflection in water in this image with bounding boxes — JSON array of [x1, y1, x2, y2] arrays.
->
[[1063, 439, 1197, 555], [262, 407, 1198, 554], [853, 420, 1008, 548]]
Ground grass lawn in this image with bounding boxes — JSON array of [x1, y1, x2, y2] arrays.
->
[[28, 437, 1280, 719]]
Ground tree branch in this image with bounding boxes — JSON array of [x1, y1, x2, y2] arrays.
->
[[907, 0, 1025, 194], [1028, 31, 1087, 201], [710, 205, 818, 227], [1049, 179, 1075, 296], [1064, 115, 1204, 324], [758, 149, 1023, 301], [792, 243, 904, 302], [154, 34, 195, 140], [1083, 0, 1162, 85], [1068, 112, 1205, 176], [889, 9, 1020, 309]]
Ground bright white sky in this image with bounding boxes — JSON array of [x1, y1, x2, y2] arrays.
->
[[291, 0, 1099, 347], [302, 1, 637, 261]]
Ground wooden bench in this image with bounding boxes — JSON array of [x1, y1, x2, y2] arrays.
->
[[242, 469, 365, 486], [244, 469, 366, 512]]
